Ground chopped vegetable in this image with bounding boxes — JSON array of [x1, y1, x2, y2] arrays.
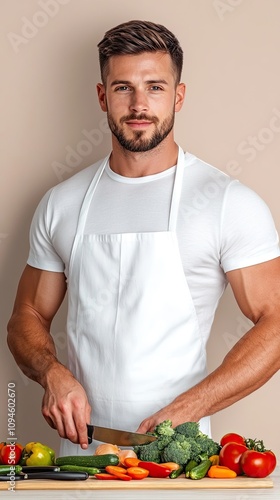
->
[[95, 473, 117, 480], [138, 461, 171, 478], [124, 457, 141, 468], [118, 449, 138, 466], [208, 465, 237, 478], [126, 466, 149, 479]]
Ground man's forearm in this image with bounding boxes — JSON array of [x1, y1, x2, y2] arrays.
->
[[178, 315, 280, 420], [7, 311, 63, 388]]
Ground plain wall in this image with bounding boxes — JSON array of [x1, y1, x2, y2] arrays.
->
[[1, 0, 280, 457]]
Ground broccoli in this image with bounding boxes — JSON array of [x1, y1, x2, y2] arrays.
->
[[154, 419, 175, 438], [133, 439, 161, 463], [174, 421, 200, 439], [182, 436, 203, 462], [156, 435, 173, 451], [195, 434, 221, 457], [161, 433, 192, 466], [133, 419, 221, 466]]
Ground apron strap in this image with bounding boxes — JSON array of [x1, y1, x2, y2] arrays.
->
[[168, 146, 185, 232]]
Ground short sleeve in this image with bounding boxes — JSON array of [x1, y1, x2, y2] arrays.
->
[[27, 189, 65, 272], [220, 180, 280, 273]]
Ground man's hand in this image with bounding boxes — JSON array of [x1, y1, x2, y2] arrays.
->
[[136, 393, 197, 434], [41, 365, 91, 449]]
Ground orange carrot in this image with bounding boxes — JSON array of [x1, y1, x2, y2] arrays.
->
[[126, 466, 150, 479], [124, 457, 141, 468]]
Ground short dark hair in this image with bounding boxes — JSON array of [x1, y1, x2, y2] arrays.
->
[[97, 20, 183, 85]]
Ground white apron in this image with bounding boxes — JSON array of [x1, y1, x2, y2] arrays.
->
[[60, 147, 210, 455]]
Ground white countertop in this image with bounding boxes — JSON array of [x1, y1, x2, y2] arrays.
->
[[1, 467, 279, 499]]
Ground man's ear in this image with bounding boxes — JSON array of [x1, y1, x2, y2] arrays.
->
[[175, 82, 186, 112], [96, 83, 107, 112]]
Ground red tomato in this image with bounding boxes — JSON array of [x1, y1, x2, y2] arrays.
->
[[240, 449, 277, 478], [219, 442, 248, 475], [220, 433, 246, 447], [0, 443, 22, 465]]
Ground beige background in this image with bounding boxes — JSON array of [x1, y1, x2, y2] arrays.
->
[[1, 0, 280, 458]]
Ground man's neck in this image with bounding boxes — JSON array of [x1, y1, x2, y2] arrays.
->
[[109, 139, 179, 178]]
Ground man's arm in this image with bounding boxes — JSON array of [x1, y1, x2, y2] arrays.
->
[[137, 257, 280, 432], [7, 264, 91, 448]]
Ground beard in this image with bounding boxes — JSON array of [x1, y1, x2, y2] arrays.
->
[[107, 110, 175, 153]]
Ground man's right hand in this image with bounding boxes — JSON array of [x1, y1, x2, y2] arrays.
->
[[41, 364, 91, 449]]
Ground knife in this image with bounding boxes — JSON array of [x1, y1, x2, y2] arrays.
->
[[21, 466, 60, 473], [0, 471, 88, 481], [87, 424, 157, 446]]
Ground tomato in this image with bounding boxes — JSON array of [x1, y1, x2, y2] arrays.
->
[[220, 433, 246, 447], [0, 443, 22, 465], [240, 449, 277, 478], [219, 442, 248, 475]]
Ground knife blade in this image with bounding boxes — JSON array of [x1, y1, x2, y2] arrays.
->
[[87, 424, 157, 446]]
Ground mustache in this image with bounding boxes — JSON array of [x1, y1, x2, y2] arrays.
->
[[120, 113, 159, 124]]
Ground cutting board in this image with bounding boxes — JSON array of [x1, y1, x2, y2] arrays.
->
[[0, 475, 273, 490]]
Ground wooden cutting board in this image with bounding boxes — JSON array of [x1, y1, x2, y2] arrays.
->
[[0, 475, 273, 490]]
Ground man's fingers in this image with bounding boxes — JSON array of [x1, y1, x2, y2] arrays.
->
[[73, 401, 92, 449]]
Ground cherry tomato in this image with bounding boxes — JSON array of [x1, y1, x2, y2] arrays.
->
[[240, 449, 277, 478], [219, 442, 248, 475], [220, 433, 246, 447]]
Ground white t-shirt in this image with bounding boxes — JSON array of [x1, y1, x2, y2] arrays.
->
[[27, 151, 280, 343]]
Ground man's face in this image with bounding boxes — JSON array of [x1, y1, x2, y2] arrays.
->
[[97, 52, 185, 152]]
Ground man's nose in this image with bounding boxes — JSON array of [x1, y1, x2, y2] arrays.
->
[[129, 90, 149, 113]]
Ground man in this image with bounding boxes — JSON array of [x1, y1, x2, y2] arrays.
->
[[7, 20, 280, 456]]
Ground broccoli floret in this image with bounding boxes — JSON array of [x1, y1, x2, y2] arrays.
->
[[133, 439, 161, 463], [154, 419, 175, 437], [161, 433, 192, 466], [195, 434, 221, 457], [156, 435, 173, 451], [174, 421, 200, 439], [183, 436, 203, 462]]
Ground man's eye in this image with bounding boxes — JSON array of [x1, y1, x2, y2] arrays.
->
[[115, 86, 130, 91], [150, 86, 163, 91]]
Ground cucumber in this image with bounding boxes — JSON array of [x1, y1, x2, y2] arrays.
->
[[169, 466, 184, 479], [59, 465, 100, 475], [185, 459, 198, 478], [55, 454, 119, 468], [189, 459, 212, 480], [0, 465, 22, 475]]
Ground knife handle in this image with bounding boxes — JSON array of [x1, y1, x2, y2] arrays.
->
[[25, 471, 89, 480], [87, 424, 94, 444], [21, 466, 60, 473]]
